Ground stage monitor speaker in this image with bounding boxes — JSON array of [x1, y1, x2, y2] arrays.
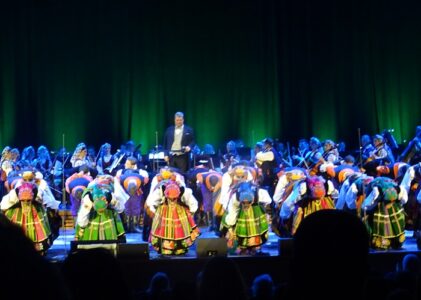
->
[[70, 240, 118, 257], [278, 238, 294, 258], [196, 238, 227, 258], [117, 243, 149, 260]]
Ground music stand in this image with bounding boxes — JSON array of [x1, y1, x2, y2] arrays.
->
[[149, 146, 166, 172]]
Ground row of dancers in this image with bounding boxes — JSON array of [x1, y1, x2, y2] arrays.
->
[[1, 126, 420, 256]]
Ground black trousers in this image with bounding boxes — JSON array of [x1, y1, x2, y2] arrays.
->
[[169, 153, 190, 173]]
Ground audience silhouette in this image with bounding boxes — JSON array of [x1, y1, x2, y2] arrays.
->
[[144, 271, 173, 300], [61, 247, 131, 300], [0, 214, 70, 299], [197, 256, 249, 300], [287, 209, 370, 300], [250, 273, 274, 300]]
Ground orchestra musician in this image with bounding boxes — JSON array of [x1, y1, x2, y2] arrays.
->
[[96, 143, 114, 175], [399, 125, 421, 164], [220, 140, 241, 173], [255, 138, 281, 196]]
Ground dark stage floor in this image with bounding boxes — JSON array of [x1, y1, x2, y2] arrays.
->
[[46, 226, 420, 263], [46, 226, 281, 262]]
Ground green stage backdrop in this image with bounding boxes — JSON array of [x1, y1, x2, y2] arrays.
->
[[1, 0, 420, 154]]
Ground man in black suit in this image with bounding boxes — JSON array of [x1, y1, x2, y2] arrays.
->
[[163, 111, 195, 173]]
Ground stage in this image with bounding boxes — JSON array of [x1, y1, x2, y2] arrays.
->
[[46, 226, 283, 262], [45, 226, 421, 290]]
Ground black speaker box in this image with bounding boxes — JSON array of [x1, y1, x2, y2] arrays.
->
[[70, 240, 118, 256], [117, 243, 149, 260], [278, 238, 294, 258], [196, 238, 228, 258]]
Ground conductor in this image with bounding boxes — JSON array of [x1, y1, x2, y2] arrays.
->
[[163, 111, 195, 174]]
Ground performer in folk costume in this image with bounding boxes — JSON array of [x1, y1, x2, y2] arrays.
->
[[217, 164, 259, 234], [146, 180, 200, 255], [33, 170, 62, 242], [218, 164, 257, 216], [375, 162, 410, 182], [223, 181, 272, 255], [400, 163, 421, 239], [65, 165, 93, 218], [114, 156, 149, 233], [196, 170, 223, 232], [375, 163, 413, 231], [279, 174, 336, 236], [142, 166, 185, 241], [271, 167, 307, 237], [336, 172, 374, 218], [361, 176, 408, 250], [1, 170, 60, 254], [321, 163, 358, 190], [149, 166, 186, 193], [185, 164, 211, 227], [75, 175, 125, 242], [317, 162, 358, 207], [5, 169, 25, 193]]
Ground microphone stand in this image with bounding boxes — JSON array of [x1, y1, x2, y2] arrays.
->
[[61, 133, 69, 256], [153, 131, 159, 172], [358, 128, 363, 168]]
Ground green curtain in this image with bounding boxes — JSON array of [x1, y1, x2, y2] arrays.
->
[[1, 0, 420, 155]]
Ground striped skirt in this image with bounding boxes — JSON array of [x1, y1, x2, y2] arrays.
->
[[291, 196, 336, 235], [5, 202, 52, 252], [364, 201, 406, 249], [234, 204, 269, 249], [76, 209, 125, 241], [150, 202, 200, 255]]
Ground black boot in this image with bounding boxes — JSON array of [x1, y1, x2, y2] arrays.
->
[[142, 213, 151, 242], [207, 212, 214, 231], [133, 216, 142, 233], [121, 213, 129, 232], [128, 216, 135, 233]]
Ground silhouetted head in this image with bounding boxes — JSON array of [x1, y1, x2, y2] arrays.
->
[[147, 272, 172, 296], [401, 253, 420, 274], [62, 248, 129, 300], [198, 257, 248, 300], [251, 274, 274, 299], [291, 210, 369, 299]]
